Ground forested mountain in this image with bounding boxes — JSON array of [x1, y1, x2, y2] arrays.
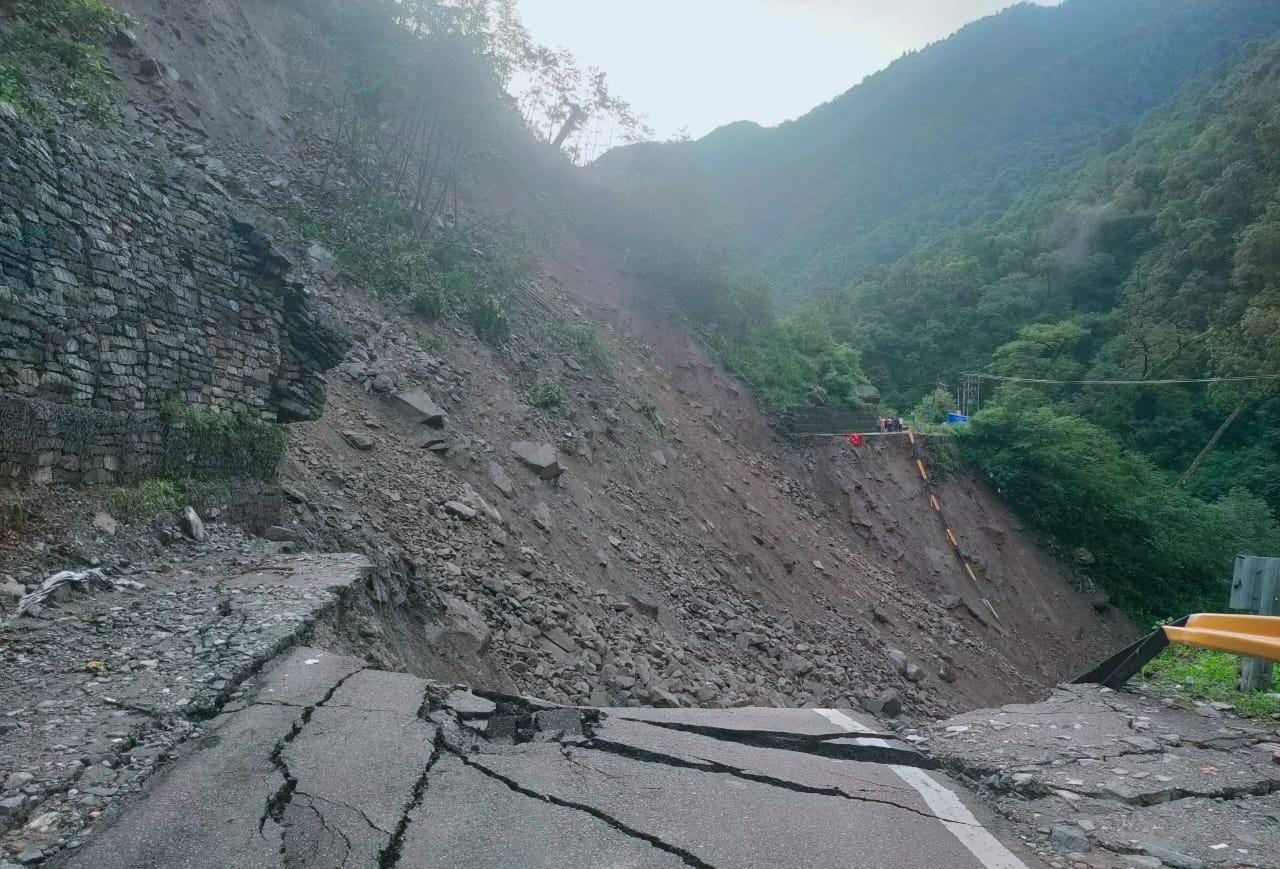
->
[[599, 0, 1280, 301], [851, 32, 1280, 487], [845, 34, 1280, 614]]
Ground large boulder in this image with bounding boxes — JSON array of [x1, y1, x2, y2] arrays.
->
[[511, 441, 563, 479], [390, 389, 447, 428]]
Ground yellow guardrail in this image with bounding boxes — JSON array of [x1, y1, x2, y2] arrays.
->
[[1163, 613, 1280, 662], [1076, 613, 1280, 688]]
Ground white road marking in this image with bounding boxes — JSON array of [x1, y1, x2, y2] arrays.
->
[[813, 709, 1029, 869]]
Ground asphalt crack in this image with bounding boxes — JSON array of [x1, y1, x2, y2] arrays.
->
[[583, 737, 975, 826], [259, 667, 369, 839], [377, 690, 445, 869], [287, 797, 354, 867], [455, 748, 718, 868], [303, 791, 393, 835]]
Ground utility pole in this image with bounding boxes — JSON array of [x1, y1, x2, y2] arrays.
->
[[961, 374, 981, 418]]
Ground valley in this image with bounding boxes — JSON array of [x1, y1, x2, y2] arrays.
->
[[0, 0, 1277, 866]]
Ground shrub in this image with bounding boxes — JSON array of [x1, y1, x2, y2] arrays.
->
[[522, 376, 564, 410], [0, 488, 29, 533], [110, 477, 226, 519], [0, 0, 132, 122], [465, 294, 511, 344], [638, 398, 666, 438], [161, 400, 289, 481], [111, 479, 181, 517], [549, 320, 614, 375], [410, 282, 446, 320], [282, 191, 531, 342]]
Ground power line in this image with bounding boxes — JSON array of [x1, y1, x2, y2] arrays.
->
[[967, 373, 1280, 386]]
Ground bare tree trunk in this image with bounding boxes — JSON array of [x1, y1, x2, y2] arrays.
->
[[1180, 400, 1248, 487], [551, 102, 586, 151]]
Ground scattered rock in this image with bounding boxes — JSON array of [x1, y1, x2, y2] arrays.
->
[[110, 29, 137, 52], [864, 688, 902, 718], [487, 462, 515, 498], [1049, 825, 1090, 852], [180, 506, 205, 542], [650, 449, 668, 468], [92, 512, 118, 535], [261, 526, 303, 543], [3, 772, 32, 791], [1121, 857, 1163, 869], [0, 796, 27, 818], [444, 501, 478, 520], [1121, 735, 1161, 752], [626, 593, 661, 621], [531, 502, 553, 532], [511, 441, 563, 479], [342, 430, 375, 451], [1141, 845, 1203, 869], [390, 390, 447, 428], [0, 576, 24, 600], [307, 243, 339, 273]]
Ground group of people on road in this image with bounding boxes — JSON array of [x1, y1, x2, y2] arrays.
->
[[878, 416, 906, 433]]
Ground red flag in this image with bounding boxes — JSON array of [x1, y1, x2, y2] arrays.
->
[[848, 433, 864, 448]]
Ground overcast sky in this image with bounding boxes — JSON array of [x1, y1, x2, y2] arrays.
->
[[516, 0, 1061, 141]]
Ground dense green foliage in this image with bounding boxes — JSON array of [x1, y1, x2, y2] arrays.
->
[[840, 31, 1280, 620], [0, 0, 130, 122], [110, 478, 226, 519], [602, 0, 1280, 300], [110, 479, 183, 518], [960, 404, 1280, 616]]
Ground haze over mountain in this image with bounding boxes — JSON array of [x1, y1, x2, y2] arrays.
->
[[598, 0, 1280, 299], [516, 0, 1062, 140]]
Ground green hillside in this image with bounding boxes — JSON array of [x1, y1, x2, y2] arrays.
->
[[847, 35, 1280, 616]]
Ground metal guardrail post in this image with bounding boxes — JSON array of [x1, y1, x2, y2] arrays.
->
[[1233, 555, 1280, 691]]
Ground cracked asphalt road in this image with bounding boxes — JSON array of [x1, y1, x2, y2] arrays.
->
[[55, 648, 1042, 869]]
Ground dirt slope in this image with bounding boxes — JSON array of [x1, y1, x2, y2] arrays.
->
[[6, 0, 1133, 722], [264, 199, 1133, 719]]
